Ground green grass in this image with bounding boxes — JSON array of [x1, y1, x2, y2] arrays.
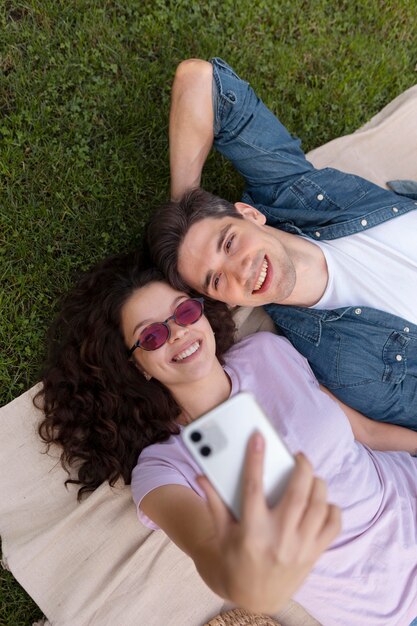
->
[[0, 556, 42, 626], [1, 0, 416, 622]]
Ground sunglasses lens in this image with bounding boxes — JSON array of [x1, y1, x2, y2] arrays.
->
[[139, 323, 169, 351], [176, 299, 203, 325]]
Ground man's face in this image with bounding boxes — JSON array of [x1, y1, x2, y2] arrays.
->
[[177, 203, 297, 307]]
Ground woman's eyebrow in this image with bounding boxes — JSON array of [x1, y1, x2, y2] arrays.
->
[[131, 295, 186, 336]]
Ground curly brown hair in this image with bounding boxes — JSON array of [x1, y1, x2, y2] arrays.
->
[[35, 250, 236, 499]]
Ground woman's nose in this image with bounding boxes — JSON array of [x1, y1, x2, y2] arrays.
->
[[167, 319, 189, 342]]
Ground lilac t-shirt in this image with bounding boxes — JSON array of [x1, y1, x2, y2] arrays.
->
[[131, 333, 417, 625]]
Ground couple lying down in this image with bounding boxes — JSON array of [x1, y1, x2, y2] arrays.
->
[[35, 58, 417, 625], [36, 251, 417, 625]]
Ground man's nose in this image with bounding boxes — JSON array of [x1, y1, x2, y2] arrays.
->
[[230, 254, 252, 284]]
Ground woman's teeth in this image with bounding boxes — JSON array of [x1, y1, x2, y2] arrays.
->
[[173, 341, 200, 362], [254, 258, 268, 291]]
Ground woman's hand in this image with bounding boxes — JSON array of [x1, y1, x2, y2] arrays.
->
[[198, 433, 341, 614]]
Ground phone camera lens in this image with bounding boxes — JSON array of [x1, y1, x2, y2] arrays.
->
[[200, 445, 211, 457], [190, 431, 202, 442]]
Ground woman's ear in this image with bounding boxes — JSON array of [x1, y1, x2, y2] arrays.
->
[[130, 358, 152, 382]]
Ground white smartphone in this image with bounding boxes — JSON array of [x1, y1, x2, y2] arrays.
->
[[181, 391, 295, 520]]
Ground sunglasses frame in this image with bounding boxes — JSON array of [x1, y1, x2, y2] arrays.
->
[[128, 297, 205, 357]]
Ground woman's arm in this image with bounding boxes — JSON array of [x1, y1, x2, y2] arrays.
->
[[141, 434, 340, 613], [169, 60, 214, 201], [319, 385, 417, 454]]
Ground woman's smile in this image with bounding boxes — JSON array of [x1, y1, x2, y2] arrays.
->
[[172, 339, 202, 362]]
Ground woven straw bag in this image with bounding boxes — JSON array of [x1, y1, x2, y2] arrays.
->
[[205, 608, 281, 626]]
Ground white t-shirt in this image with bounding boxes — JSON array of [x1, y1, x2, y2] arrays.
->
[[310, 212, 417, 324]]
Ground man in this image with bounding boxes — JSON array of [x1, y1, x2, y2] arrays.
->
[[148, 57, 417, 427]]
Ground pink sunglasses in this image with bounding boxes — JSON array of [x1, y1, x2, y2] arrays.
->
[[128, 298, 204, 356]]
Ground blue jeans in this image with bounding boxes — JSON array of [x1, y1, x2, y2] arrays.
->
[[409, 619, 417, 626]]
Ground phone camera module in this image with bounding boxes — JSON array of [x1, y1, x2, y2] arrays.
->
[[200, 445, 211, 457], [190, 431, 202, 442]]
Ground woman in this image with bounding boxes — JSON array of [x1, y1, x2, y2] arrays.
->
[[37, 251, 417, 625]]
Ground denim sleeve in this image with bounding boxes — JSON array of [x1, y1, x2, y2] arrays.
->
[[387, 179, 417, 200], [210, 57, 313, 204]]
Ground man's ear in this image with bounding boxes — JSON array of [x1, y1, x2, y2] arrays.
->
[[234, 202, 266, 225]]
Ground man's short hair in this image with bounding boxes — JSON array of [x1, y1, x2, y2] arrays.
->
[[147, 188, 243, 290]]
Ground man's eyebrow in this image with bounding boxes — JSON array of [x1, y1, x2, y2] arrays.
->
[[203, 224, 232, 291], [217, 223, 232, 253], [203, 271, 212, 293]]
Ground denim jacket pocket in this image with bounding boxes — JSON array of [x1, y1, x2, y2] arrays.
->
[[267, 304, 417, 426], [316, 322, 411, 388], [289, 168, 369, 212], [266, 307, 355, 387], [382, 331, 409, 384], [271, 307, 410, 389]]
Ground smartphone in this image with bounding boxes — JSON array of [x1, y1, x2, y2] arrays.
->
[[181, 391, 295, 520]]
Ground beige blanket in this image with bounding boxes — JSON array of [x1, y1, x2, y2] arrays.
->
[[1, 84, 417, 626]]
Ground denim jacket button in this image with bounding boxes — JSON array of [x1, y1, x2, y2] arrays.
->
[[360, 219, 368, 227], [404, 326, 410, 333], [317, 193, 324, 201], [396, 354, 403, 362], [355, 308, 362, 315], [315, 231, 321, 237], [392, 206, 399, 213]]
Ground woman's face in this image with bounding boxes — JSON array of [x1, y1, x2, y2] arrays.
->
[[121, 281, 217, 391]]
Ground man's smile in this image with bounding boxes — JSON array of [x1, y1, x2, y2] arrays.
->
[[252, 256, 272, 295]]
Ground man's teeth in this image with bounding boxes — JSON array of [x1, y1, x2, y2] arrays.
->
[[173, 341, 200, 362], [254, 258, 268, 291]]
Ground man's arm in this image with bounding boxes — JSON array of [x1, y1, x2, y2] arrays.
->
[[141, 434, 340, 614], [169, 59, 214, 200], [319, 385, 417, 454], [169, 57, 312, 206]]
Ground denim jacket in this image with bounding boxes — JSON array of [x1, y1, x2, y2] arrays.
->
[[211, 57, 417, 427]]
